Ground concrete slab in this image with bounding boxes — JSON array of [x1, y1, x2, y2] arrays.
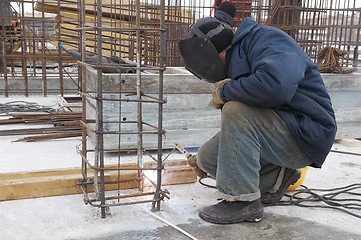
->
[[1, 144, 361, 240], [1, 96, 361, 240]]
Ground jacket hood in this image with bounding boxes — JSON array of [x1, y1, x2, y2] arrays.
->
[[231, 17, 257, 44], [215, 10, 236, 27]]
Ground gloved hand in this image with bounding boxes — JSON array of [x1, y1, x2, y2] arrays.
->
[[212, 79, 231, 109], [187, 155, 207, 179]]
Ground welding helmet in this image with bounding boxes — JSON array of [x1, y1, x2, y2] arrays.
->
[[178, 2, 236, 83]]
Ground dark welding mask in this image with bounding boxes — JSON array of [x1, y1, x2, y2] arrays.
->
[[178, 20, 232, 83], [178, 2, 235, 83]]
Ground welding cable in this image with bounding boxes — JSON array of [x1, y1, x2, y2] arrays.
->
[[199, 178, 361, 219], [59, 42, 98, 56], [267, 183, 361, 219], [137, 204, 199, 240], [199, 177, 217, 189]]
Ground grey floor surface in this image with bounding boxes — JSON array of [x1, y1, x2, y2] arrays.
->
[[1, 97, 361, 240]]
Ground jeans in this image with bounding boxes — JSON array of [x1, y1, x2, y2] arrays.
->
[[197, 101, 312, 201]]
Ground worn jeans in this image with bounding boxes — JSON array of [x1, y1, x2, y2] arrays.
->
[[197, 101, 312, 201]]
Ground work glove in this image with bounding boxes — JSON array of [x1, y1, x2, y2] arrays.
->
[[212, 79, 231, 109], [187, 155, 207, 179]]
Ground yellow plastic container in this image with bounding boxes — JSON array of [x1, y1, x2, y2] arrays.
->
[[287, 167, 308, 190]]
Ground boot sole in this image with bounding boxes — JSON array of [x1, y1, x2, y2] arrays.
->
[[199, 210, 263, 224]]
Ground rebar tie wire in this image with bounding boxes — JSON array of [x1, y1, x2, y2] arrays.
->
[[0, 101, 59, 114]]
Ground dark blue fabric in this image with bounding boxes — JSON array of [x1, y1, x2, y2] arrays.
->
[[215, 10, 236, 27], [222, 18, 337, 168]]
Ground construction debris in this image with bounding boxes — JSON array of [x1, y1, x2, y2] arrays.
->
[[0, 101, 59, 114], [317, 47, 357, 74], [14, 132, 82, 142], [0, 111, 82, 141]]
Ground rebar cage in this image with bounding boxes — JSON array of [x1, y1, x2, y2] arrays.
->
[[75, 0, 168, 217]]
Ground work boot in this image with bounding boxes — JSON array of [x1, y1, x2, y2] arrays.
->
[[198, 199, 263, 224], [261, 168, 301, 204]]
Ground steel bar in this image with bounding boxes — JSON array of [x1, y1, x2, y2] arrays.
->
[[79, 120, 165, 135], [136, 0, 144, 194], [78, 184, 163, 207], [77, 91, 167, 104], [14, 132, 82, 142], [76, 61, 166, 72], [95, 0, 106, 218], [78, 150, 164, 171], [76, 26, 166, 32], [77, 178, 141, 186], [0, 126, 81, 136], [80, 0, 88, 194], [154, 0, 166, 212]]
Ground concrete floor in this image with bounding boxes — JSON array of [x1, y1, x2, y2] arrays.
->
[[1, 97, 361, 240]]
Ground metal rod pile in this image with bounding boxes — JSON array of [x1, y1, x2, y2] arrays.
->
[[0, 111, 82, 141]]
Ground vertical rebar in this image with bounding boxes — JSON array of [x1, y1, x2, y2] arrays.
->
[[117, 0, 123, 201], [1, 41, 8, 97], [1, 16, 8, 96], [79, 0, 88, 193], [355, 10, 361, 67], [32, 0, 37, 79], [346, 0, 355, 67], [41, 0, 47, 96], [57, 0, 64, 96], [153, 0, 165, 212], [21, 0, 28, 96], [96, 0, 106, 218], [136, 0, 144, 193], [1, 0, 10, 96]]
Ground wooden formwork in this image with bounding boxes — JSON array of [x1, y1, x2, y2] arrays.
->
[[0, 159, 196, 202]]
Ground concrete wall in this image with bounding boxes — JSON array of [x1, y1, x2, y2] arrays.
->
[[86, 68, 361, 150]]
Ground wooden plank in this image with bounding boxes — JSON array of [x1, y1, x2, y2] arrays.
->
[[0, 160, 196, 201], [35, 0, 193, 23], [59, 10, 190, 26]]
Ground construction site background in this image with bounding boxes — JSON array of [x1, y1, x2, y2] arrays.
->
[[0, 0, 360, 97]]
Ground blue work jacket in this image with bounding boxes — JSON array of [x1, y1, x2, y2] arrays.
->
[[221, 18, 337, 168]]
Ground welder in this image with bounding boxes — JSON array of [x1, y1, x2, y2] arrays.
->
[[178, 1, 337, 224]]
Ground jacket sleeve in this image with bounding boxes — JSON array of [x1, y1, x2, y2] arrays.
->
[[222, 29, 307, 108]]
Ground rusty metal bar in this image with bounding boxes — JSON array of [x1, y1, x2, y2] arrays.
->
[[95, 0, 106, 218], [80, 0, 88, 195], [153, 0, 165, 212]]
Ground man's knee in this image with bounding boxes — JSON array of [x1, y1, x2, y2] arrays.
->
[[221, 101, 253, 125]]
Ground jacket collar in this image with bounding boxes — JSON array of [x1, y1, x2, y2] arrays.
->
[[232, 17, 257, 45]]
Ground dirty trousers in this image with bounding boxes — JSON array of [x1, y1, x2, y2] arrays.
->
[[197, 101, 312, 201]]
